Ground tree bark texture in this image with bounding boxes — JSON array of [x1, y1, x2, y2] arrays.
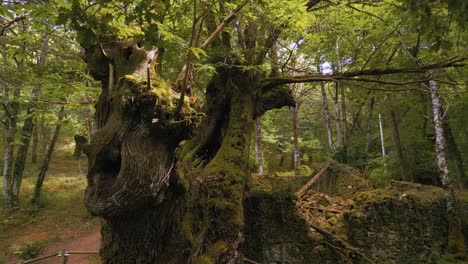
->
[[428, 71, 465, 256], [81, 42, 294, 263]]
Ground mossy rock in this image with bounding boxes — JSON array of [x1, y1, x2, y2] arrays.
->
[[344, 181, 466, 263]]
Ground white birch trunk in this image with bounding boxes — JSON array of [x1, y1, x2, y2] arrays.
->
[[378, 113, 386, 159], [428, 70, 455, 212]]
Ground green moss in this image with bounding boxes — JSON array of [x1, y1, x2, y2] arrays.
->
[[344, 181, 455, 263], [192, 256, 213, 264], [201, 95, 253, 242], [206, 241, 228, 259], [455, 190, 468, 203], [181, 214, 194, 244], [122, 75, 176, 111]]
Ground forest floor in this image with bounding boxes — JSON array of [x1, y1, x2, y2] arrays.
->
[[0, 143, 101, 264]]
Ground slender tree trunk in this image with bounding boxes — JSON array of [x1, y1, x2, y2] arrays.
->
[[41, 119, 49, 158], [279, 153, 286, 168], [11, 31, 50, 200], [420, 93, 429, 138], [254, 118, 263, 174], [2, 69, 22, 209], [340, 85, 348, 162], [332, 83, 342, 148], [365, 97, 375, 159], [427, 71, 465, 256], [31, 125, 38, 164], [378, 113, 386, 160], [386, 96, 410, 181], [291, 103, 301, 175], [31, 106, 65, 205], [2, 89, 17, 209], [320, 81, 333, 149], [444, 121, 465, 189]]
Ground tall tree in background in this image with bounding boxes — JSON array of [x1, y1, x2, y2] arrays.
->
[[12, 30, 50, 202], [1, 1, 98, 208]]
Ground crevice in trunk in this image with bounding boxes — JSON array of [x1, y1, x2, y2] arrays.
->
[[92, 139, 122, 199]]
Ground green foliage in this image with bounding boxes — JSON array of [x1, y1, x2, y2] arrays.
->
[[366, 157, 394, 188], [11, 241, 45, 260], [299, 164, 312, 176]]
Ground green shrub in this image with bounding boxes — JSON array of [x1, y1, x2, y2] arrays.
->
[[299, 165, 312, 176], [12, 241, 45, 260]]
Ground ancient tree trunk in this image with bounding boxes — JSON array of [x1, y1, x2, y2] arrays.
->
[[254, 118, 264, 174], [428, 71, 465, 256], [320, 81, 333, 149], [31, 106, 65, 204], [365, 97, 375, 159], [81, 42, 294, 263]]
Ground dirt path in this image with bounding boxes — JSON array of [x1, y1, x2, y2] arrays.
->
[[8, 228, 101, 264]]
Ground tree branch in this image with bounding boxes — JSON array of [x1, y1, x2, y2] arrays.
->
[[261, 57, 466, 89], [2, 103, 11, 119], [199, 0, 250, 49], [0, 15, 27, 36]]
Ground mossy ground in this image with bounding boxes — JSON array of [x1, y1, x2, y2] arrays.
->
[[246, 166, 468, 264]]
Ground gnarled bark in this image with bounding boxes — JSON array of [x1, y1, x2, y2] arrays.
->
[[82, 42, 294, 263]]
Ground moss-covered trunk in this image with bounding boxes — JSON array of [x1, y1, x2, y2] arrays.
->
[[80, 41, 293, 263]]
